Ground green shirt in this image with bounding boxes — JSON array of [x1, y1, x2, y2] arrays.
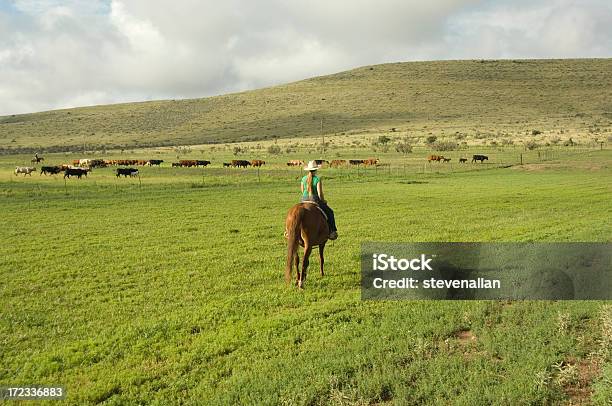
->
[[302, 174, 320, 199]]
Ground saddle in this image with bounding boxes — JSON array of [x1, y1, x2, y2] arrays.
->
[[302, 201, 328, 221]]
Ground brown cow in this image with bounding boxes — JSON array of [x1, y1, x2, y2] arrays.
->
[[427, 155, 444, 162], [251, 160, 265, 167], [363, 158, 379, 166], [180, 160, 197, 167], [330, 160, 347, 167], [286, 160, 304, 167]]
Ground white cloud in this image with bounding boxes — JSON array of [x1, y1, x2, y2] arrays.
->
[[0, 0, 610, 115]]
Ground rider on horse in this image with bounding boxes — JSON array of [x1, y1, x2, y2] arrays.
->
[[300, 160, 337, 240]]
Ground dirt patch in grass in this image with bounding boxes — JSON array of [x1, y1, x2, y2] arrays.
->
[[513, 162, 606, 172], [559, 357, 601, 405], [454, 330, 477, 343]]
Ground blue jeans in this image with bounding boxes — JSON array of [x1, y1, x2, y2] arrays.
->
[[301, 196, 337, 232]]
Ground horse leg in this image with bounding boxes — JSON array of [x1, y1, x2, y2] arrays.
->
[[299, 244, 312, 289], [319, 243, 325, 277]]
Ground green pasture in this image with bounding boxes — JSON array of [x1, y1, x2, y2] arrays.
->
[[1, 148, 611, 404]]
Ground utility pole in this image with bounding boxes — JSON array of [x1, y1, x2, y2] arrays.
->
[[321, 118, 324, 154]]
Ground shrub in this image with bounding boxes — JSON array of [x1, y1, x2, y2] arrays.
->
[[432, 141, 458, 151], [525, 140, 539, 150], [426, 135, 437, 145], [372, 135, 392, 146], [532, 129, 542, 135], [395, 141, 413, 155], [233, 146, 247, 155], [267, 145, 282, 155]]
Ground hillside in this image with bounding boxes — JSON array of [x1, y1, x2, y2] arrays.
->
[[1, 58, 611, 153]]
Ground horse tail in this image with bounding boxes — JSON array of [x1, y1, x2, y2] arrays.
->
[[285, 207, 303, 284]]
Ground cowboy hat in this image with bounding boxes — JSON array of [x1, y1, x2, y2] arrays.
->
[[303, 160, 319, 171]]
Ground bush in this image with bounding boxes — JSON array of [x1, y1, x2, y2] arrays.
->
[[174, 146, 192, 155], [525, 140, 539, 150], [432, 141, 458, 151], [372, 135, 392, 146], [532, 129, 542, 136], [267, 145, 282, 155], [395, 141, 413, 155], [233, 146, 247, 155], [426, 135, 437, 145], [378, 135, 391, 145]]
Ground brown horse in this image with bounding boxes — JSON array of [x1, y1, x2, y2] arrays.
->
[[285, 202, 330, 289]]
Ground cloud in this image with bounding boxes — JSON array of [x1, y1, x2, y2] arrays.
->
[[0, 0, 610, 115], [446, 0, 612, 59]]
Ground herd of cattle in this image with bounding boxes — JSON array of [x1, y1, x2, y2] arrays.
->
[[13, 154, 492, 178], [427, 154, 489, 163]]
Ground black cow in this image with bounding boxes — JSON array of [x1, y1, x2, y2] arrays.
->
[[231, 160, 251, 168], [459, 158, 468, 163], [148, 159, 164, 166], [223, 162, 231, 167], [195, 160, 211, 167], [64, 168, 89, 179], [40, 166, 62, 175], [116, 168, 139, 177], [472, 154, 489, 163]]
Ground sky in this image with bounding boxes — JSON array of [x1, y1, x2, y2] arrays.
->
[[0, 0, 611, 116]]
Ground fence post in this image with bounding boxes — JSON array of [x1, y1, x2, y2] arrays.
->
[[520, 153, 523, 165]]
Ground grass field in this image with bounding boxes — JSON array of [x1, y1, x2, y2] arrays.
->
[[1, 145, 610, 404], [1, 58, 612, 153]]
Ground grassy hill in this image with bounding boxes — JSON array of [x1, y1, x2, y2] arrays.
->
[[1, 58, 611, 153]]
